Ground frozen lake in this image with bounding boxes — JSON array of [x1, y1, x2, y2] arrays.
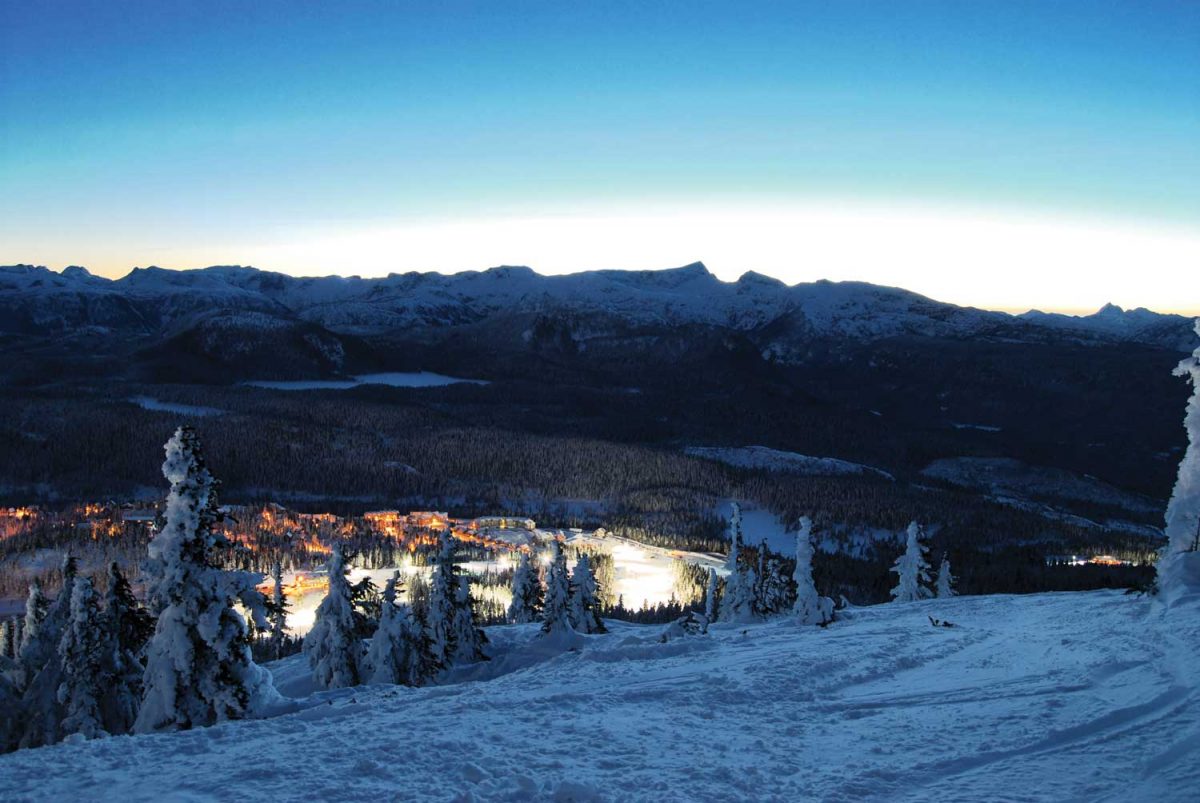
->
[[244, 372, 489, 390]]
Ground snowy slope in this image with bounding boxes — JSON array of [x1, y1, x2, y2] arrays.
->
[[0, 590, 1195, 802]]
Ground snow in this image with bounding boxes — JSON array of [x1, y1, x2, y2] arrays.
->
[[687, 445, 894, 480], [243, 372, 488, 390], [1, 590, 1196, 801], [127, 397, 224, 417]]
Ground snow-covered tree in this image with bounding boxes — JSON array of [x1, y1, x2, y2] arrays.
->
[[793, 517, 834, 625], [756, 544, 792, 615], [0, 619, 11, 659], [720, 556, 759, 624], [1158, 319, 1200, 599], [890, 521, 933, 603], [364, 574, 423, 685], [426, 531, 458, 666], [704, 568, 719, 623], [449, 575, 488, 663], [267, 561, 290, 661], [136, 426, 277, 733], [303, 542, 363, 689], [935, 554, 958, 599], [507, 551, 544, 624], [569, 553, 606, 634], [540, 540, 575, 636], [20, 579, 48, 658], [17, 556, 78, 748], [725, 502, 743, 572], [57, 577, 106, 741], [98, 562, 152, 735]]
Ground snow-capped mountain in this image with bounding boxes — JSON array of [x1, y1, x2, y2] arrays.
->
[[2, 262, 1193, 351]]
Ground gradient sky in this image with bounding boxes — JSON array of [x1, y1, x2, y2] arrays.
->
[[2, 1, 1198, 314]]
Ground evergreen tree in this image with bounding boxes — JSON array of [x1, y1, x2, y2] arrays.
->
[[540, 540, 575, 636], [17, 556, 78, 748], [99, 562, 153, 735], [303, 542, 363, 689], [568, 554, 606, 634], [704, 568, 719, 623], [792, 517, 833, 626], [935, 554, 958, 599], [725, 503, 743, 572], [1158, 319, 1200, 598], [756, 545, 792, 615], [136, 426, 277, 733], [57, 577, 106, 741], [450, 575, 488, 663], [17, 575, 54, 677], [364, 587, 408, 686], [0, 619, 10, 660], [267, 561, 290, 661], [890, 521, 934, 603], [426, 531, 458, 667], [507, 551, 544, 624]]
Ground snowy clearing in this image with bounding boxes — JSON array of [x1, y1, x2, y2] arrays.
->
[[127, 397, 224, 417], [687, 445, 893, 480], [1, 589, 1195, 802], [243, 371, 488, 390]]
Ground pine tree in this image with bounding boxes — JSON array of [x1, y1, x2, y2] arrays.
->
[[935, 554, 958, 598], [0, 619, 10, 660], [99, 562, 153, 735], [541, 540, 575, 636], [17, 556, 78, 748], [507, 551, 544, 624], [303, 542, 363, 689], [1158, 319, 1200, 598], [725, 503, 743, 572], [719, 538, 759, 625], [365, 589, 409, 686], [568, 554, 606, 634], [756, 548, 792, 616], [426, 531, 458, 667], [267, 561, 290, 661], [18, 576, 51, 674], [890, 521, 934, 603], [57, 577, 106, 741], [704, 567, 719, 623], [136, 426, 277, 733], [793, 516, 833, 625], [450, 575, 488, 663]]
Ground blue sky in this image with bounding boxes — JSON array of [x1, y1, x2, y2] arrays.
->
[[2, 1, 1198, 312]]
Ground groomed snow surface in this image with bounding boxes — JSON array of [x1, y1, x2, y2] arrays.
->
[[1, 590, 1197, 802]]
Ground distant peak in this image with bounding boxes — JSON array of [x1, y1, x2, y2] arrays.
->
[[736, 270, 785, 288], [1095, 303, 1125, 316]]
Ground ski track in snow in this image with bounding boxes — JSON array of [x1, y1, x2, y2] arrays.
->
[[0, 590, 1196, 802]]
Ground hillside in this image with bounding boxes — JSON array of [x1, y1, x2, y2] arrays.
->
[[0, 590, 1195, 801]]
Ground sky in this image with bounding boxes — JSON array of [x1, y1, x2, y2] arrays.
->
[[1, 1, 1197, 314]]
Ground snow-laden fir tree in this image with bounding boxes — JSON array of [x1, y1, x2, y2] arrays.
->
[[99, 562, 153, 736], [568, 553, 606, 634], [725, 502, 743, 572], [303, 542, 363, 689], [449, 575, 488, 663], [20, 580, 47, 659], [57, 577, 106, 741], [541, 540, 575, 636], [756, 545, 792, 615], [704, 567, 719, 623], [793, 517, 834, 625], [890, 521, 933, 603], [426, 531, 458, 666], [935, 554, 958, 599], [507, 550, 544, 624], [267, 561, 290, 661], [17, 555, 78, 748], [365, 573, 423, 685], [1158, 319, 1200, 600], [720, 553, 759, 623], [0, 619, 10, 659], [136, 426, 277, 733]]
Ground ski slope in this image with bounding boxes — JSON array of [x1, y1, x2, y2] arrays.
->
[[0, 590, 1196, 802]]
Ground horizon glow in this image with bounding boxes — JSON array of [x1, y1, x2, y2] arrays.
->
[[2, 1, 1197, 315]]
